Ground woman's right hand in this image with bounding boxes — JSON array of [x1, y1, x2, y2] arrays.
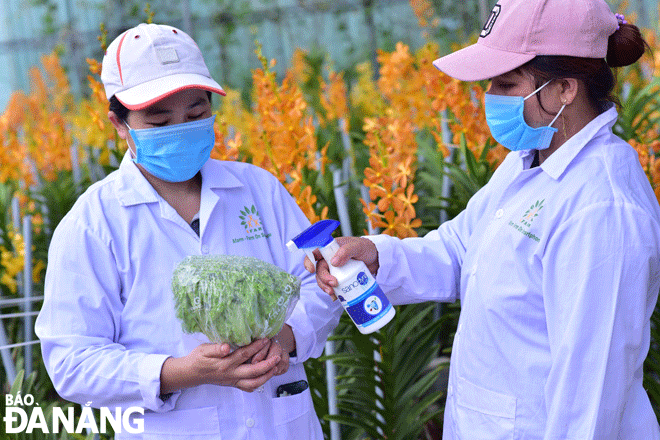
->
[[304, 236, 379, 300], [160, 338, 281, 394]]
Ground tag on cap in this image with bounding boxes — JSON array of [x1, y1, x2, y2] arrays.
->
[[157, 47, 180, 65]]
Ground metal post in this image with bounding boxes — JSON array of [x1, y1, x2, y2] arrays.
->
[[62, 0, 82, 97], [440, 109, 452, 225], [635, 0, 648, 29], [180, 0, 193, 36], [11, 197, 20, 239], [71, 141, 81, 185], [360, 186, 379, 236], [324, 337, 340, 440], [0, 320, 17, 385], [0, 0, 18, 92], [363, 0, 379, 81], [326, 168, 345, 440], [478, 0, 490, 27], [0, 197, 23, 385], [434, 109, 454, 323], [338, 118, 353, 188], [328, 166, 355, 440], [333, 169, 352, 236], [22, 216, 32, 377], [12, 197, 23, 296], [372, 336, 385, 437]]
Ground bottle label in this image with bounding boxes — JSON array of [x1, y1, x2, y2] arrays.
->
[[337, 272, 393, 328]]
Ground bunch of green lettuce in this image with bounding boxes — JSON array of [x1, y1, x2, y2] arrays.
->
[[172, 255, 301, 347]]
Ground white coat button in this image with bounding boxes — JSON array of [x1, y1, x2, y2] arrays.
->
[[471, 265, 477, 276], [201, 245, 209, 254], [246, 418, 255, 428], [257, 386, 264, 393], [495, 209, 504, 218]]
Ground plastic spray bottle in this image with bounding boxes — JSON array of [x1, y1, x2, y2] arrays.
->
[[287, 219, 395, 334]]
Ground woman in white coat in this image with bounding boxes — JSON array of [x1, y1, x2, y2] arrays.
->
[[35, 23, 342, 439], [310, 0, 660, 438]]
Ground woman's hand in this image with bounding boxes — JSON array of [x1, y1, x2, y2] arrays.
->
[[304, 236, 379, 300], [250, 335, 290, 377], [251, 324, 294, 376], [160, 338, 281, 394]]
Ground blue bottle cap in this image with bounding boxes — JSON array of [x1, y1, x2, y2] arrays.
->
[[289, 219, 340, 250]]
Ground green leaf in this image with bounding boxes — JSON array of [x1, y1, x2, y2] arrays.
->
[[393, 303, 434, 348], [24, 371, 37, 396], [460, 133, 478, 177], [479, 138, 494, 162], [9, 369, 25, 397], [325, 413, 378, 438]]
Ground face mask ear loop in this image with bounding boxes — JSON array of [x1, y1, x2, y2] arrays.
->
[[124, 121, 138, 160], [524, 79, 553, 101], [549, 104, 566, 128]]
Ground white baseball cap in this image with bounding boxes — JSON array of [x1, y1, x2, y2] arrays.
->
[[101, 23, 226, 110], [433, 0, 619, 81]]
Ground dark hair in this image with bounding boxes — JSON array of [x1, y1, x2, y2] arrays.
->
[[521, 23, 651, 113], [109, 95, 130, 123], [109, 91, 214, 123]]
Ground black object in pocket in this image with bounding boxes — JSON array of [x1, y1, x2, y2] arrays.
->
[[276, 380, 309, 397]]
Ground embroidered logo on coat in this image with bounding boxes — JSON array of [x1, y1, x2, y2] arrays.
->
[[521, 199, 544, 228], [240, 205, 262, 233], [233, 205, 272, 244], [508, 199, 544, 243]]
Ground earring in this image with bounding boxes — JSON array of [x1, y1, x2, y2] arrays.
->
[[561, 99, 568, 137]]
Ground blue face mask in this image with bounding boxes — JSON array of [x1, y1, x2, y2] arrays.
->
[[127, 115, 216, 182], [484, 81, 566, 152]]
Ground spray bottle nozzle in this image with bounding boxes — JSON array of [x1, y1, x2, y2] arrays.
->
[[287, 219, 341, 263]]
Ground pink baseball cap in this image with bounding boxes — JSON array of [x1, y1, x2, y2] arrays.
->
[[101, 23, 226, 110], [433, 0, 619, 81]]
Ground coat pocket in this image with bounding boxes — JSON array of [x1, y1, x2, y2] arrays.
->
[[141, 406, 221, 439], [272, 388, 322, 440], [455, 376, 516, 440]]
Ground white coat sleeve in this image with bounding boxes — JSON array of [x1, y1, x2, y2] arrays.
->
[[269, 179, 343, 364], [365, 181, 491, 305], [35, 217, 179, 412], [542, 202, 660, 439]]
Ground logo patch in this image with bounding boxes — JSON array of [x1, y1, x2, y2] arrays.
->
[[156, 47, 179, 64], [480, 4, 501, 38], [521, 199, 544, 228], [239, 205, 262, 233], [232, 205, 272, 244], [508, 199, 544, 243]]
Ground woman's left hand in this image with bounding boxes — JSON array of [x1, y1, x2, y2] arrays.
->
[[251, 324, 294, 375]]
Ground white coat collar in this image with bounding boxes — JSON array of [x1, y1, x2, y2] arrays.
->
[[516, 105, 619, 181], [116, 151, 244, 207]]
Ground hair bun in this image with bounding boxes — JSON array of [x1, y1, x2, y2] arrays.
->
[[606, 23, 649, 68]]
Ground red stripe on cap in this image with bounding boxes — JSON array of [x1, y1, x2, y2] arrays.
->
[[117, 85, 227, 110], [116, 32, 129, 86]]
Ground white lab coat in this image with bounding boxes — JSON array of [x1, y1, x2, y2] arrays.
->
[[369, 107, 660, 439], [35, 153, 343, 439]]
